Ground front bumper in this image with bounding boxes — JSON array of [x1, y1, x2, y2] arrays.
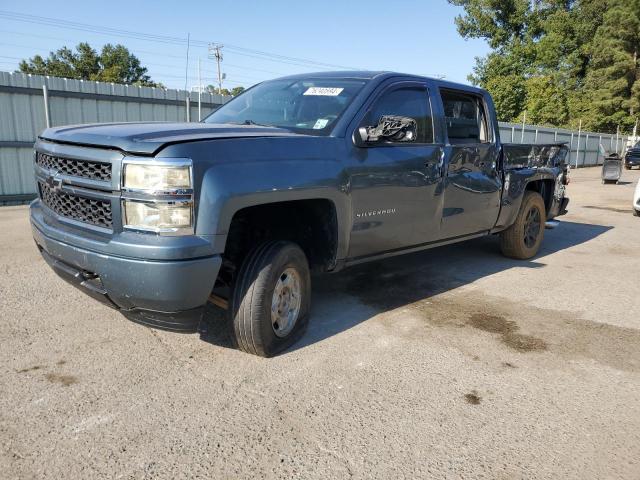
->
[[31, 205, 221, 333], [626, 158, 640, 167]]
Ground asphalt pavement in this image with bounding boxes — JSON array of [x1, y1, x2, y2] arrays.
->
[[1, 166, 639, 479]]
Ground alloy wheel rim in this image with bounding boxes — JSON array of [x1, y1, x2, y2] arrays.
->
[[524, 206, 541, 248], [271, 267, 302, 338]]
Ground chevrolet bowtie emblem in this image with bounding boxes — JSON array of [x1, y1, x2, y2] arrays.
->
[[46, 172, 63, 193]]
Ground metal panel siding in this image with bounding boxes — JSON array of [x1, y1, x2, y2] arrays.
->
[[0, 147, 34, 196], [499, 122, 626, 168], [1, 71, 233, 202]]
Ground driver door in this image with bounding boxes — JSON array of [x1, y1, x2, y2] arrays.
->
[[346, 82, 445, 260]]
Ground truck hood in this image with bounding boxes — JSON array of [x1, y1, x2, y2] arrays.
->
[[38, 122, 307, 155]]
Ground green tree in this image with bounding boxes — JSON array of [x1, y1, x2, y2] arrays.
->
[[523, 74, 570, 126], [206, 86, 246, 96], [582, 1, 640, 131], [449, 0, 640, 133], [19, 43, 160, 87]]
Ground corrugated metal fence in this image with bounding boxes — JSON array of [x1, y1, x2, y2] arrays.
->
[[0, 71, 230, 203], [499, 122, 627, 169], [0, 71, 630, 204]]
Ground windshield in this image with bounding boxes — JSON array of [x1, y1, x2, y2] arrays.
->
[[204, 79, 366, 135]]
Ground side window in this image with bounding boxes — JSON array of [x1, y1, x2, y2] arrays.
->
[[440, 90, 490, 144], [364, 87, 434, 144]]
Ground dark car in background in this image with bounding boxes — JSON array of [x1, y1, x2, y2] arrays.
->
[[625, 142, 640, 169]]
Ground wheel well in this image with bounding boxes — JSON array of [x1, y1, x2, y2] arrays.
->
[[525, 179, 554, 212], [222, 199, 338, 278]]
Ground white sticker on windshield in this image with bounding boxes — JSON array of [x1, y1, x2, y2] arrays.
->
[[313, 118, 329, 129], [304, 87, 344, 96]]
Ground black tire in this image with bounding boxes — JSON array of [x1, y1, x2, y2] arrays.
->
[[634, 209, 640, 217], [500, 191, 546, 259], [230, 240, 311, 357]]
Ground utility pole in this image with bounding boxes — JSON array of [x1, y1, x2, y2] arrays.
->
[[208, 44, 224, 94], [184, 33, 190, 92]]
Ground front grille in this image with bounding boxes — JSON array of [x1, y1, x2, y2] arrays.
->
[[36, 152, 112, 182], [38, 181, 113, 229]]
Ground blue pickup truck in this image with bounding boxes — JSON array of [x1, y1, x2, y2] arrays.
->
[[30, 71, 569, 356]]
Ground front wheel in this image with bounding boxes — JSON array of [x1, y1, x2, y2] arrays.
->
[[230, 240, 311, 357], [500, 191, 546, 259]]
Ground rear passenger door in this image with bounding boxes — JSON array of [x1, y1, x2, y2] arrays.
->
[[346, 81, 445, 260], [438, 89, 502, 239]]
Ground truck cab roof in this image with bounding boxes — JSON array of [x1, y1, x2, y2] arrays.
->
[[273, 70, 488, 96]]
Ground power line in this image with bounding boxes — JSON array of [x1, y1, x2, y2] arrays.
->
[[0, 36, 289, 77], [0, 10, 360, 70]]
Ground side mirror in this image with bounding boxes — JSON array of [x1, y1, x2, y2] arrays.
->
[[354, 115, 418, 146]]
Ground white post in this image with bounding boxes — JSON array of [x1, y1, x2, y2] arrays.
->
[[42, 84, 51, 128], [198, 58, 202, 122], [186, 95, 191, 122], [598, 135, 602, 164], [534, 128, 538, 144], [585, 133, 589, 166], [520, 111, 526, 144], [511, 126, 515, 142], [575, 119, 581, 168]]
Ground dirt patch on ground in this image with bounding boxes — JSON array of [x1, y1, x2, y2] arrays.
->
[[336, 264, 639, 371], [584, 205, 634, 214], [468, 313, 515, 334], [16, 365, 44, 373], [464, 391, 481, 405], [44, 373, 78, 386], [502, 332, 548, 352], [468, 313, 547, 352]]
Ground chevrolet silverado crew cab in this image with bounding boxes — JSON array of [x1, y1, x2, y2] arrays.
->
[[30, 71, 569, 356]]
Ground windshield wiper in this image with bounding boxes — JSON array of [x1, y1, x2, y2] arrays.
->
[[228, 119, 273, 127]]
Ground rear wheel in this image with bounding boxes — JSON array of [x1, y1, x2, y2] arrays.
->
[[500, 191, 546, 259], [230, 240, 310, 357]]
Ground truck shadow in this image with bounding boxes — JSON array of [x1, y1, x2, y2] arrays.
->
[[199, 220, 611, 353]]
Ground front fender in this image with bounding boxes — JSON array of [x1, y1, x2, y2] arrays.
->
[[196, 160, 351, 260]]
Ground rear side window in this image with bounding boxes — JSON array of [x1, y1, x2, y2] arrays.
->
[[364, 87, 434, 144], [440, 90, 490, 144]]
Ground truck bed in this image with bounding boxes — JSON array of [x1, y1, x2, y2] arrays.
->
[[502, 143, 569, 170]]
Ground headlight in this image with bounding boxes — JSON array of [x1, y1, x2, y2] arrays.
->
[[124, 163, 191, 192], [123, 200, 192, 234], [121, 159, 194, 235]]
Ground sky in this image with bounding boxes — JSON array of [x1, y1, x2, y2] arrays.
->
[[0, 1, 490, 91]]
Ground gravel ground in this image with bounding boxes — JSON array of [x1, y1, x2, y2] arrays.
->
[[1, 166, 639, 479]]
